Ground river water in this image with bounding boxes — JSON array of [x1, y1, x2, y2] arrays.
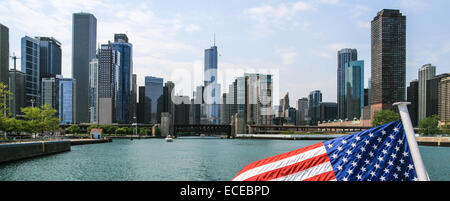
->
[[0, 138, 448, 181]]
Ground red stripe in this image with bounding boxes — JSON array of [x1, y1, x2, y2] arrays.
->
[[234, 142, 324, 179], [302, 170, 336, 181], [243, 153, 330, 181]]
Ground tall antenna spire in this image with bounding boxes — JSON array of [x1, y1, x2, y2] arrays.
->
[[213, 33, 216, 46]]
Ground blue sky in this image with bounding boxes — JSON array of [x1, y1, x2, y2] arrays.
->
[[1, 0, 449, 104]]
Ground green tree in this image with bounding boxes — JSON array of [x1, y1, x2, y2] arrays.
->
[[40, 104, 59, 135], [66, 124, 81, 134], [418, 115, 440, 135], [372, 110, 400, 126], [0, 82, 11, 117], [21, 106, 41, 136]]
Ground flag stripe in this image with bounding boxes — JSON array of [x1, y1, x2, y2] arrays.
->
[[233, 142, 324, 178], [232, 143, 327, 181], [243, 153, 330, 181], [270, 162, 334, 181], [301, 170, 336, 181]]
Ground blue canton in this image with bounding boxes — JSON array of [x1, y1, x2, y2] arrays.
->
[[323, 120, 418, 181]]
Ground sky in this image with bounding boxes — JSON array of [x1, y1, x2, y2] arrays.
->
[[1, 0, 450, 105]]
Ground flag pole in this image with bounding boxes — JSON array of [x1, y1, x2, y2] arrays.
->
[[393, 102, 429, 181]]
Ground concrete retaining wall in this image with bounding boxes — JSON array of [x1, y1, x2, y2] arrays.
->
[[0, 141, 71, 164]]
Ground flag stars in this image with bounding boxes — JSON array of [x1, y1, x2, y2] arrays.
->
[[374, 163, 380, 169], [398, 139, 403, 144], [382, 149, 388, 154], [372, 144, 378, 150], [355, 136, 361, 141], [389, 134, 395, 140], [393, 127, 399, 132], [346, 169, 353, 175], [364, 140, 370, 145], [394, 146, 400, 152], [341, 139, 347, 144], [380, 176, 386, 181], [342, 157, 348, 163], [383, 168, 390, 174], [369, 152, 374, 157], [360, 147, 366, 152], [327, 144, 333, 149], [332, 154, 338, 159], [351, 161, 357, 167], [370, 171, 376, 177], [377, 137, 382, 142], [404, 172, 409, 178], [378, 156, 384, 162], [337, 146, 343, 151], [356, 174, 362, 180], [346, 150, 352, 155], [391, 153, 397, 159], [369, 133, 374, 138], [402, 152, 409, 157], [381, 130, 387, 135], [351, 143, 356, 148], [408, 164, 414, 170]]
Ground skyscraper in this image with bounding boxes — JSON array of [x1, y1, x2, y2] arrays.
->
[[308, 90, 322, 125], [407, 79, 419, 127], [337, 48, 357, 120], [112, 33, 133, 123], [21, 36, 40, 107], [72, 12, 97, 123], [8, 69, 25, 116], [37, 37, 61, 78], [370, 9, 406, 116], [89, 58, 98, 123], [426, 73, 450, 118], [345, 60, 364, 120], [145, 76, 163, 124], [131, 74, 137, 119], [319, 102, 338, 122], [245, 73, 273, 125], [296, 97, 309, 125], [41, 76, 59, 111], [418, 64, 436, 121], [438, 77, 450, 124], [59, 78, 76, 124], [0, 23, 8, 87], [137, 86, 146, 123], [203, 45, 220, 124], [98, 43, 119, 125]]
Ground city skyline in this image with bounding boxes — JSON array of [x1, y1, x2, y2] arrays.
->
[[1, 0, 450, 104]]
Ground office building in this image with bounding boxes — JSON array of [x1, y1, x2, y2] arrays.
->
[[418, 64, 436, 121], [97, 43, 120, 124], [37, 37, 61, 77], [137, 86, 146, 123], [145, 76, 163, 124], [0, 23, 8, 87], [308, 90, 322, 125], [296, 98, 309, 125], [407, 79, 419, 127], [345, 60, 364, 120], [21, 36, 40, 107], [112, 34, 133, 123], [131, 74, 137, 119], [59, 78, 76, 124], [319, 102, 338, 122], [370, 9, 406, 116], [89, 58, 98, 123], [337, 48, 357, 119], [174, 96, 190, 125], [8, 69, 25, 116], [72, 12, 97, 123], [41, 76, 60, 111]]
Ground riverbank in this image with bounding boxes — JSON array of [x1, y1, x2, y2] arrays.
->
[[236, 134, 450, 147], [0, 141, 71, 164]]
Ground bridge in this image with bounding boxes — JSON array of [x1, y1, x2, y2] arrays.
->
[[174, 124, 232, 138], [248, 125, 371, 134]]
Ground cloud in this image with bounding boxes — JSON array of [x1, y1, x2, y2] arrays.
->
[[276, 49, 297, 65]]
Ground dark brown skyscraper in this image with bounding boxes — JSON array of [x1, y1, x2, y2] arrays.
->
[[370, 9, 406, 117]]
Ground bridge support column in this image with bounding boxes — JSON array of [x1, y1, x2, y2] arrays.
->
[[160, 112, 173, 137]]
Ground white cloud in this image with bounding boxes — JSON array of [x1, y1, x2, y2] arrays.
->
[[276, 49, 297, 65]]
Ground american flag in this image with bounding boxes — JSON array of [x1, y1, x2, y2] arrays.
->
[[232, 120, 420, 181]]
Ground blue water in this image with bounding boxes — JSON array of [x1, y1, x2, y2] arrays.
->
[[0, 139, 448, 181]]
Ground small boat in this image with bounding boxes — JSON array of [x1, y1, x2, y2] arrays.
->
[[165, 135, 173, 142]]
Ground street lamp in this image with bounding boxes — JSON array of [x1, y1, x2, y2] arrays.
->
[[30, 98, 35, 107], [132, 116, 137, 136]]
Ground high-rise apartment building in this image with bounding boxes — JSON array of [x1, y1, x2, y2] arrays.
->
[[72, 12, 97, 123], [308, 90, 322, 125], [89, 58, 98, 123], [98, 43, 119, 124], [370, 9, 406, 116], [438, 77, 450, 124], [418, 64, 436, 121], [407, 80, 419, 127], [426, 73, 450, 118], [37, 37, 61, 78]]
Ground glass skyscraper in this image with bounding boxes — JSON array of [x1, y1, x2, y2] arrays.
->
[[59, 78, 76, 124], [308, 90, 322, 125], [89, 58, 98, 123], [345, 60, 364, 120], [21, 36, 40, 107], [337, 48, 357, 120], [145, 76, 163, 124], [203, 45, 220, 124], [112, 34, 133, 123], [37, 36, 61, 77], [72, 12, 97, 123]]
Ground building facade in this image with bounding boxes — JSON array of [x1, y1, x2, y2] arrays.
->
[[0, 23, 8, 87], [37, 37, 61, 78], [308, 90, 322, 125], [41, 76, 60, 111], [407, 79, 419, 127], [296, 98, 309, 125], [89, 58, 98, 123], [72, 12, 97, 123], [439, 77, 450, 124], [98, 43, 119, 124], [370, 9, 406, 116], [59, 78, 76, 124], [426, 74, 450, 118], [345, 60, 364, 120], [145, 76, 163, 124], [8, 69, 25, 116], [319, 102, 338, 123], [112, 34, 133, 123], [337, 48, 357, 120], [418, 64, 436, 121], [21, 36, 40, 107]]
